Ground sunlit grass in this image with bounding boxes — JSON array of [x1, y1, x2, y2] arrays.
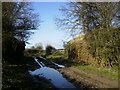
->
[[45, 54, 118, 80], [47, 55, 63, 59], [75, 64, 118, 80], [79, 65, 92, 70]]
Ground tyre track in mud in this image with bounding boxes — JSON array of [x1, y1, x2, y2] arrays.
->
[[58, 66, 118, 88]]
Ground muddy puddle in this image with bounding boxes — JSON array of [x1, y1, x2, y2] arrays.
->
[[28, 56, 76, 89]]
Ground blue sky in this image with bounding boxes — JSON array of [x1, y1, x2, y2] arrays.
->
[[25, 2, 72, 49]]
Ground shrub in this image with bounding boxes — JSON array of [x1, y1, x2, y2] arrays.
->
[[45, 45, 56, 56]]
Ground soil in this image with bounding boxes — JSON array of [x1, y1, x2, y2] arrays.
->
[[2, 57, 57, 89], [38, 57, 119, 89], [57, 66, 118, 89], [3, 56, 118, 89]]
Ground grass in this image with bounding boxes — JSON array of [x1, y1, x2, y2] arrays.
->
[[79, 65, 92, 70], [2, 56, 48, 89], [75, 64, 118, 80], [3, 62, 28, 89], [39, 53, 119, 81], [93, 68, 118, 80], [61, 57, 118, 80], [47, 55, 63, 59], [48, 54, 118, 81]]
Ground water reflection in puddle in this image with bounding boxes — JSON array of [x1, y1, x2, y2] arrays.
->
[[28, 56, 76, 89], [28, 67, 75, 88], [39, 56, 66, 68], [51, 61, 65, 68]]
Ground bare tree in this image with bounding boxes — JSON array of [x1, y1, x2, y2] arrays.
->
[[2, 2, 41, 63], [2, 2, 41, 41], [56, 2, 120, 67], [56, 2, 119, 35]]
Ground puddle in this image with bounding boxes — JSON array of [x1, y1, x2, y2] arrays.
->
[[39, 56, 47, 60], [28, 67, 75, 88], [28, 56, 76, 88], [51, 61, 65, 68], [39, 56, 66, 68], [33, 56, 45, 67]]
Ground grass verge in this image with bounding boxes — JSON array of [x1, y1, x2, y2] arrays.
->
[[47, 55, 118, 81], [75, 64, 118, 80], [47, 55, 63, 59]]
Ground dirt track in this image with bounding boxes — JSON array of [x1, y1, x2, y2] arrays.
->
[[58, 66, 118, 89], [32, 57, 118, 89]]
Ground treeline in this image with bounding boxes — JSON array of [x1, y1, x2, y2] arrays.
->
[[2, 2, 40, 64], [85, 28, 120, 67], [57, 2, 120, 67], [25, 44, 57, 56]]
